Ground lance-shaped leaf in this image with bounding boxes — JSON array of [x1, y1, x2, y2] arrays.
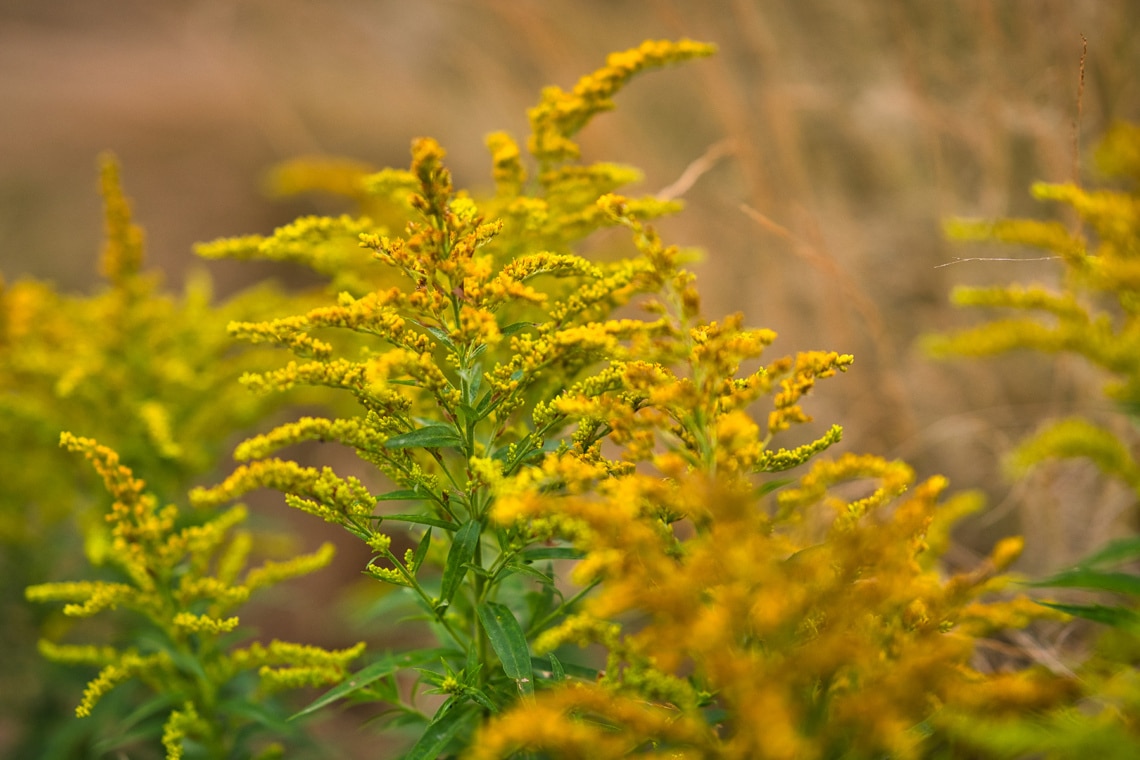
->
[[477, 601, 533, 696], [438, 520, 481, 609], [290, 649, 444, 720], [403, 700, 476, 760], [385, 423, 465, 450], [410, 529, 432, 573]]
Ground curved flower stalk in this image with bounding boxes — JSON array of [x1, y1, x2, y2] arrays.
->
[[26, 434, 362, 759]]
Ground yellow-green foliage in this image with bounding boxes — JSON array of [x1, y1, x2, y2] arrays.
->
[[923, 123, 1140, 758], [0, 155, 316, 544], [25, 433, 362, 757], [184, 40, 1070, 758], [925, 122, 1140, 496], [13, 38, 1095, 760], [1, 155, 348, 758]]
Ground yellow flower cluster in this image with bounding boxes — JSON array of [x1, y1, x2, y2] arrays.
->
[[477, 460, 1065, 759], [150, 38, 1076, 758], [26, 434, 360, 756]]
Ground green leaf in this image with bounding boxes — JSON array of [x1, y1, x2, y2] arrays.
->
[[462, 685, 499, 713], [458, 362, 484, 404], [477, 601, 534, 695], [1038, 601, 1140, 629], [382, 514, 458, 532], [1027, 568, 1140, 597], [1073, 536, 1140, 568], [500, 562, 554, 584], [402, 701, 474, 760], [439, 520, 481, 609], [422, 324, 456, 350], [548, 652, 565, 682], [499, 321, 534, 337], [457, 402, 481, 429], [756, 478, 793, 497], [519, 546, 583, 562], [410, 529, 432, 572], [529, 655, 598, 681], [376, 489, 430, 502], [385, 424, 465, 450], [290, 650, 441, 720]]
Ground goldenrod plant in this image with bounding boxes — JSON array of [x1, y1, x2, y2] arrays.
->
[[26, 434, 362, 760], [4, 158, 355, 757], [925, 123, 1140, 757], [16, 39, 1090, 759], [925, 121, 1140, 500], [190, 40, 1069, 758]]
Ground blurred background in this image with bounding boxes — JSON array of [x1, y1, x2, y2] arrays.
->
[[3, 0, 1140, 752]]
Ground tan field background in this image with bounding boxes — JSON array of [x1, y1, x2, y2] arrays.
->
[[4, 0, 1140, 754]]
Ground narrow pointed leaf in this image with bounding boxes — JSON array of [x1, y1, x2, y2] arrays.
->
[[382, 514, 458, 532], [438, 520, 481, 608], [402, 701, 474, 760], [477, 601, 533, 695], [1027, 568, 1140, 596], [385, 424, 465, 450], [376, 489, 429, 502], [499, 321, 534, 337], [548, 652, 565, 682], [500, 562, 554, 584], [1038, 601, 1140, 628], [1073, 536, 1140, 568], [529, 655, 597, 681], [290, 650, 441, 720], [410, 529, 432, 572], [519, 547, 583, 562]]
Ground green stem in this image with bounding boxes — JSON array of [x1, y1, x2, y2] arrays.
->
[[527, 579, 601, 636], [382, 547, 468, 650]]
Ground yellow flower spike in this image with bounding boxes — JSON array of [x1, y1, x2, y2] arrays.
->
[[197, 214, 375, 266], [528, 39, 716, 165], [175, 576, 249, 609], [359, 167, 420, 204], [485, 131, 526, 195], [244, 542, 336, 592], [234, 417, 397, 463], [178, 504, 248, 558], [97, 152, 145, 286], [76, 650, 170, 718], [36, 640, 120, 667], [227, 316, 333, 360], [408, 136, 453, 224], [989, 535, 1026, 572], [241, 357, 373, 396], [59, 432, 147, 506], [173, 612, 241, 635], [367, 532, 392, 554], [190, 459, 374, 521], [162, 701, 206, 760], [138, 400, 184, 460], [264, 155, 376, 202]]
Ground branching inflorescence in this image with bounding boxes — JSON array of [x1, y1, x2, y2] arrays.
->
[[14, 38, 1089, 760]]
